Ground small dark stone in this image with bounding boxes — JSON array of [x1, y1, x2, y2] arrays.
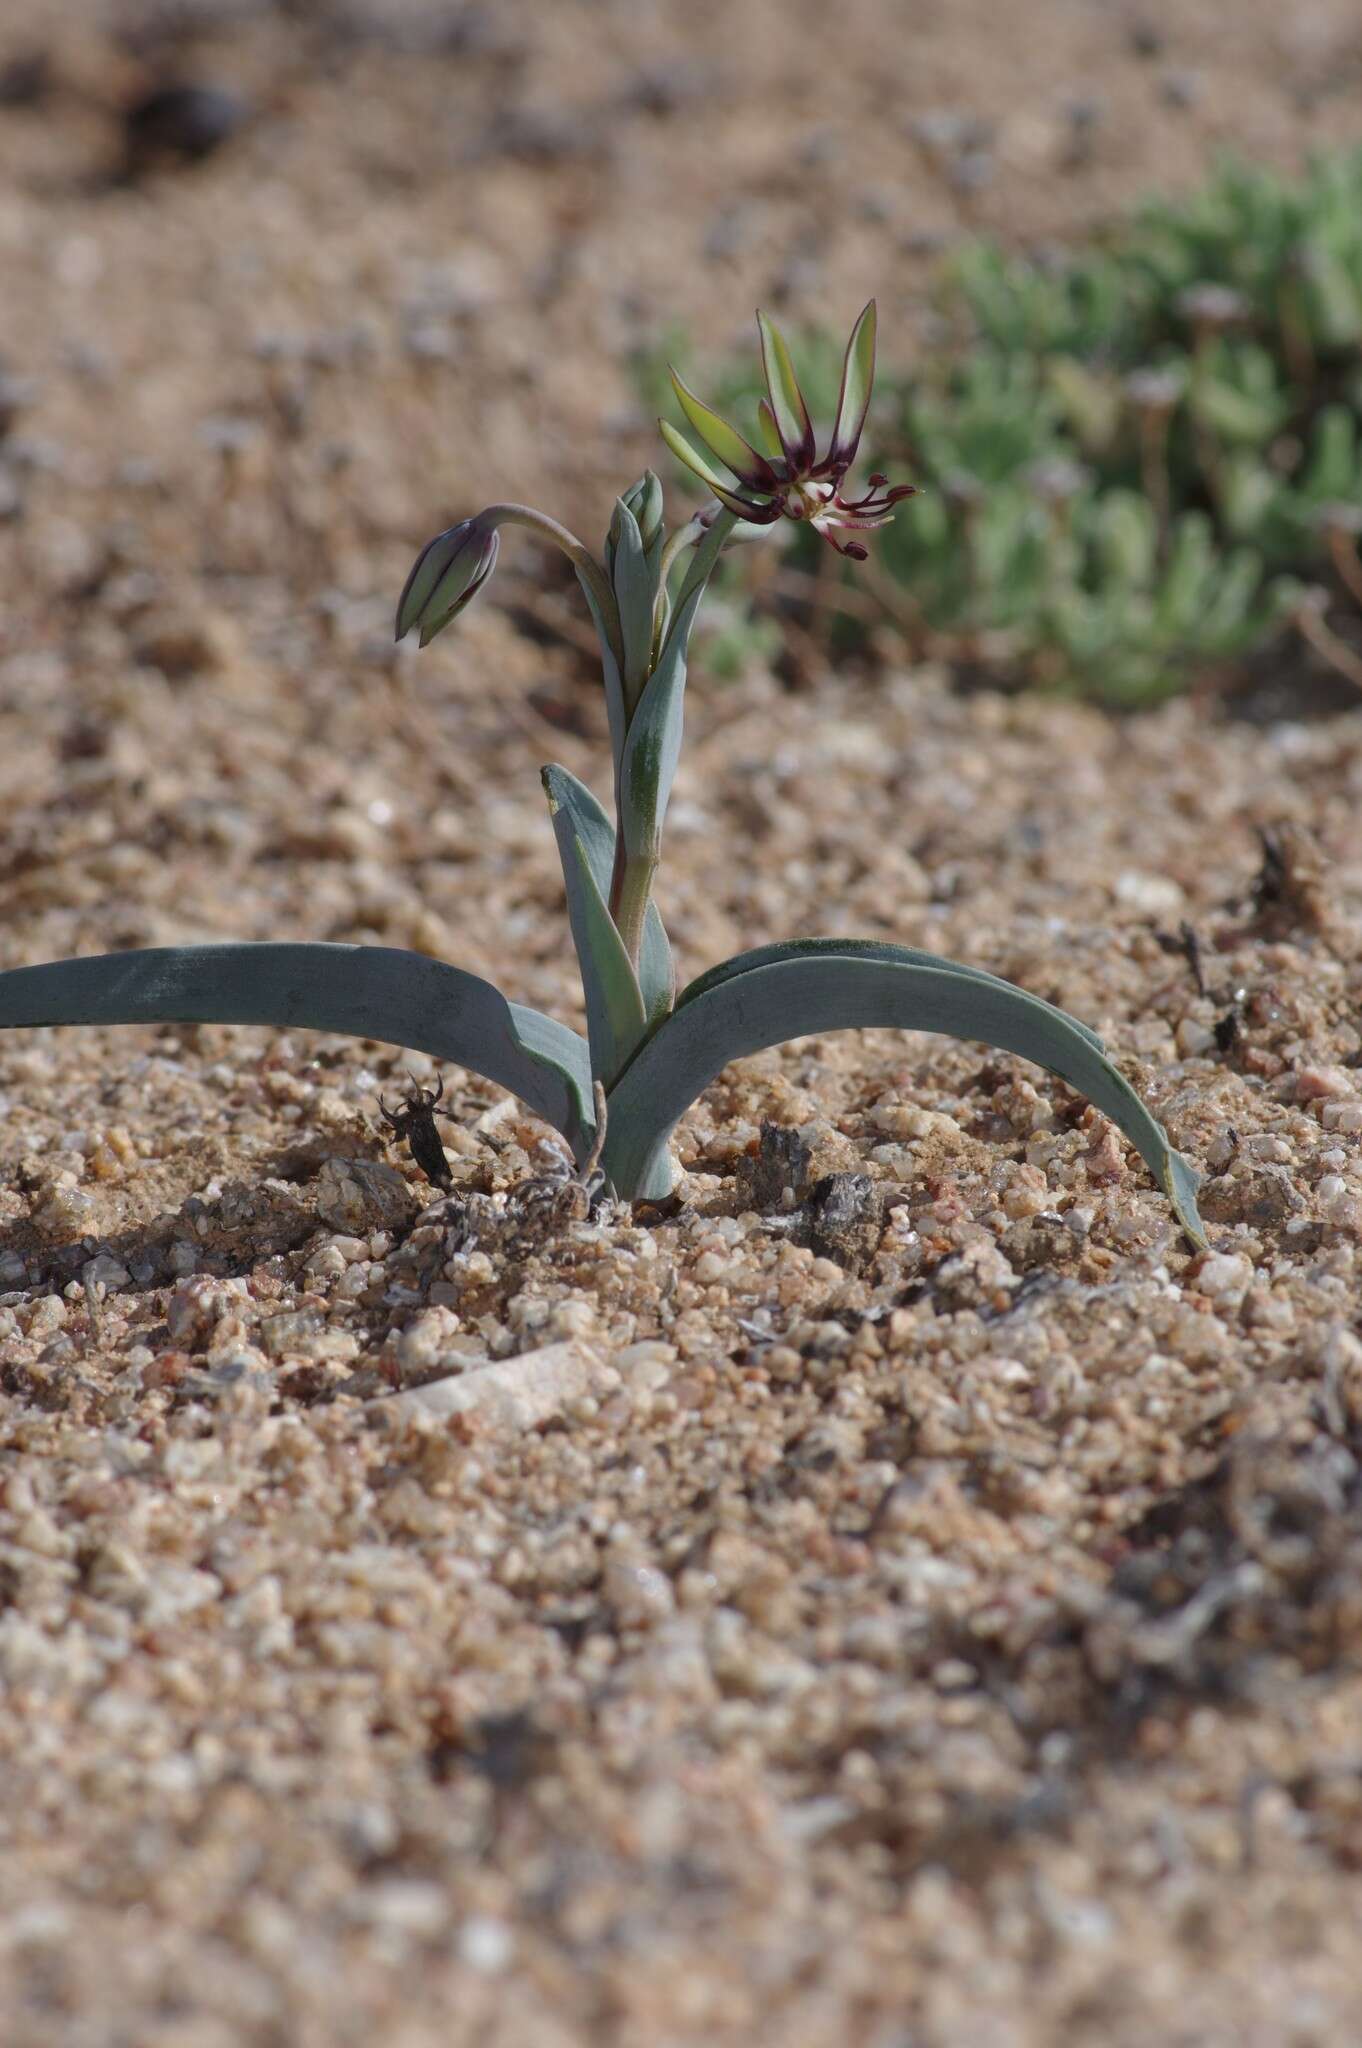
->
[[484, 103, 601, 164], [617, 60, 710, 118], [803, 1173, 881, 1272], [0, 51, 52, 109], [1159, 70, 1201, 110], [123, 82, 250, 168], [0, 374, 36, 438], [948, 150, 995, 196], [1198, 1168, 1301, 1228], [999, 1213, 1077, 1273], [742, 1122, 814, 1211]]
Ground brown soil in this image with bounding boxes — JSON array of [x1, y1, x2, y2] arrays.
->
[[2, 3, 1362, 2043]]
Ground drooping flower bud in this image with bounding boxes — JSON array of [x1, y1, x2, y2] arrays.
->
[[395, 515, 500, 647]]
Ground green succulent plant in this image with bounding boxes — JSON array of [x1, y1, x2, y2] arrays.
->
[[649, 149, 1362, 705], [0, 309, 1207, 1245]]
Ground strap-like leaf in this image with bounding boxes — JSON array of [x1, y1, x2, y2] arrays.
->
[[602, 943, 1206, 1243], [608, 497, 659, 705], [543, 770, 649, 1085], [616, 609, 693, 864], [0, 942, 598, 1163], [616, 510, 739, 866], [674, 936, 1106, 1052], [542, 764, 673, 1025]]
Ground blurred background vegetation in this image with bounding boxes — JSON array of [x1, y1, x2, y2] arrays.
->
[[644, 151, 1362, 707]]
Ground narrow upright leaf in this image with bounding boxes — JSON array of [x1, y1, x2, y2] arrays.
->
[[542, 764, 673, 1024], [608, 497, 660, 704], [543, 769, 649, 1085]]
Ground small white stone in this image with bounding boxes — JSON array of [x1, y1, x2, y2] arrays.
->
[[548, 1296, 597, 1340], [351, 1881, 448, 1936], [25, 1295, 66, 1338], [1317, 1324, 1362, 1374], [1176, 1018, 1215, 1058], [1114, 871, 1184, 917], [604, 1556, 676, 1627], [304, 1243, 348, 1280], [396, 1306, 465, 1373], [371, 1339, 618, 1433], [1194, 1252, 1254, 1302], [458, 1914, 513, 1974]]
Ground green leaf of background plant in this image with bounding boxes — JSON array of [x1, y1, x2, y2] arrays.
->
[[602, 943, 1205, 1244]]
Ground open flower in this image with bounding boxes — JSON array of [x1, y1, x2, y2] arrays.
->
[[659, 301, 915, 558]]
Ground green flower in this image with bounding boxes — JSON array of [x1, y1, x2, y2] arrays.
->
[[660, 300, 915, 558]]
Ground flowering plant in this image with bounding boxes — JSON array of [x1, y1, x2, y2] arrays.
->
[[0, 306, 1206, 1243]]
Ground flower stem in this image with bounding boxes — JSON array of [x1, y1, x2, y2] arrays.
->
[[656, 512, 707, 592], [612, 850, 657, 973], [483, 502, 623, 667]]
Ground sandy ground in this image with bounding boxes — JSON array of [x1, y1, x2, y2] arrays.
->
[[3, 2, 1362, 2043]]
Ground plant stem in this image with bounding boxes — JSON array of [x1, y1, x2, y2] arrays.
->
[[608, 507, 741, 972], [657, 511, 707, 591], [613, 851, 658, 972], [483, 502, 623, 666], [1326, 522, 1362, 611], [1296, 594, 1362, 693]]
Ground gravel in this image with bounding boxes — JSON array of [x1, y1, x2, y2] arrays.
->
[[3, 2, 1362, 2043]]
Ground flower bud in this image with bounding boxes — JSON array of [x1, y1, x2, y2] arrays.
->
[[607, 471, 666, 577], [395, 515, 500, 647]]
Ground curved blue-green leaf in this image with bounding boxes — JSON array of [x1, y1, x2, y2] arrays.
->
[[0, 942, 598, 1164], [675, 937, 1106, 1053], [543, 770, 648, 1086], [602, 944, 1206, 1244], [542, 764, 673, 1026]]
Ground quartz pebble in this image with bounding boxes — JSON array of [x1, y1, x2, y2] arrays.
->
[[370, 1339, 618, 1432]]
